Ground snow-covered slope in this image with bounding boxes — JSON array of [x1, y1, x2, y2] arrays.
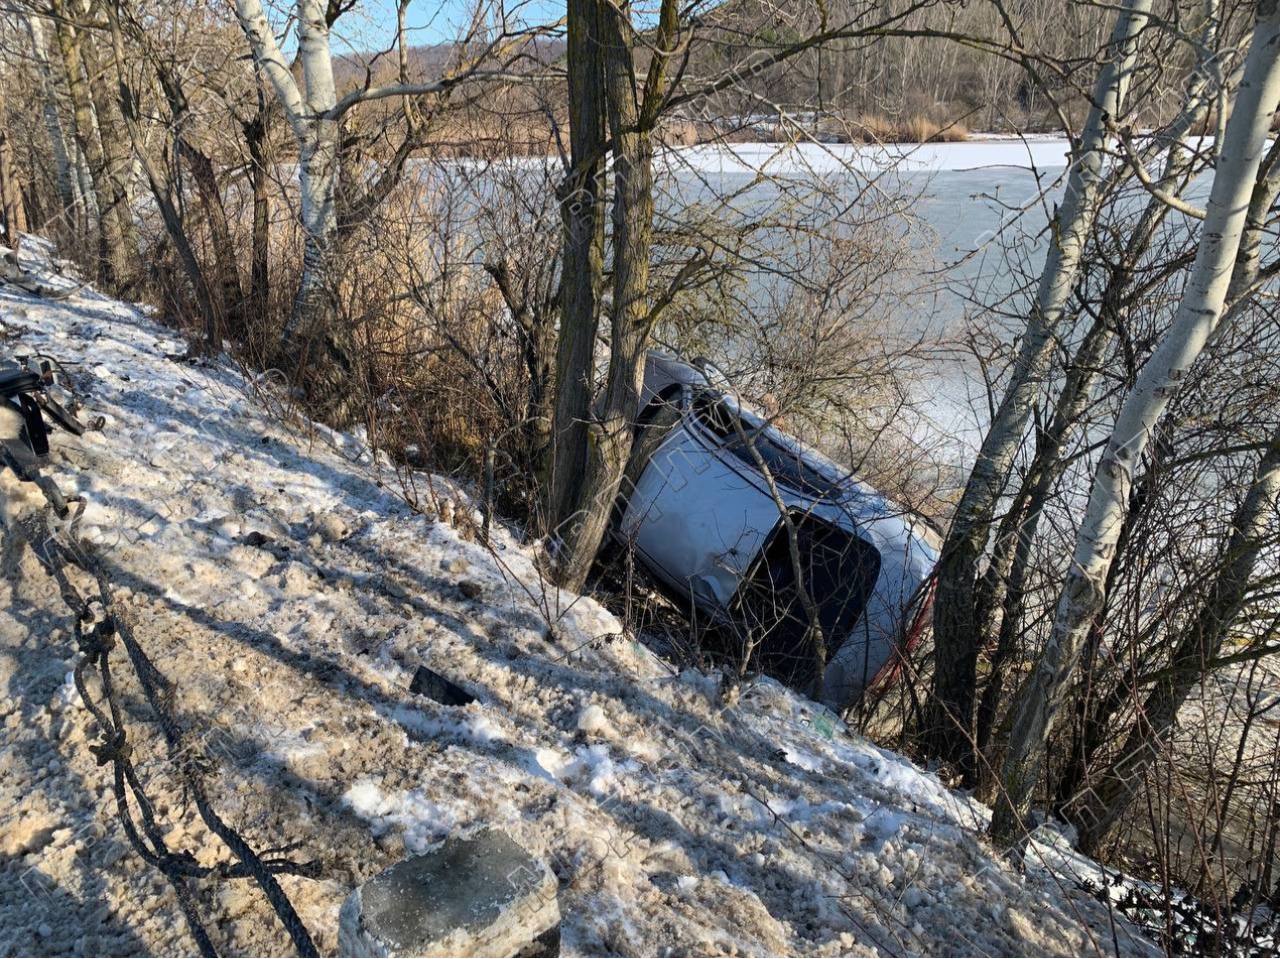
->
[[0, 251, 1153, 956]]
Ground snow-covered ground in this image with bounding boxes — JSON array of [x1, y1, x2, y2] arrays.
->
[[663, 135, 1232, 176], [665, 137, 1074, 175], [0, 246, 1155, 956]]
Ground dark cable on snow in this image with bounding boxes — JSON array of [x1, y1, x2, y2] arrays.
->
[[1, 361, 321, 958]]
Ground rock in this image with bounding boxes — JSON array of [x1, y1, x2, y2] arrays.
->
[[459, 581, 483, 600], [314, 513, 348, 543], [410, 667, 476, 707], [575, 704, 610, 736], [339, 828, 560, 957], [242, 530, 273, 548]]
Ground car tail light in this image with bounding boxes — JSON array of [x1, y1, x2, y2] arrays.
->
[[863, 577, 935, 700]]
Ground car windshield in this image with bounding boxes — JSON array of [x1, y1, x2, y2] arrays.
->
[[691, 389, 843, 499]]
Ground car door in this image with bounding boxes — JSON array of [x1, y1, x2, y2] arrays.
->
[[619, 391, 779, 609]]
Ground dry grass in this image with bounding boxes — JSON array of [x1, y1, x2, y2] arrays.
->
[[852, 112, 969, 143], [412, 104, 974, 152], [906, 114, 970, 143]]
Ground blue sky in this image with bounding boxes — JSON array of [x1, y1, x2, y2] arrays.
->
[[333, 0, 566, 50]]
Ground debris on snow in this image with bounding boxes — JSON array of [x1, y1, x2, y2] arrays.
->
[[410, 665, 477, 707]]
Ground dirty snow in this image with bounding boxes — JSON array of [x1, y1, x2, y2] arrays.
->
[[0, 245, 1155, 956]]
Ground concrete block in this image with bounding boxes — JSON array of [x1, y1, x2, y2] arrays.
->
[[339, 828, 559, 957]]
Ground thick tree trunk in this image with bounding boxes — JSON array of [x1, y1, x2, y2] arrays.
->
[[285, 119, 353, 421], [552, 0, 680, 590], [245, 110, 271, 323], [555, 0, 652, 592], [548, 0, 607, 533], [285, 0, 340, 345], [290, 125, 340, 342], [925, 0, 1155, 767], [990, 0, 1280, 853], [0, 120, 29, 248]]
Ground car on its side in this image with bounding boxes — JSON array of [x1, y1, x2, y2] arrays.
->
[[613, 352, 937, 709]]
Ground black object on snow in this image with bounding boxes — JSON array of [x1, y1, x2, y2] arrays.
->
[[410, 666, 476, 706], [0, 355, 85, 476]]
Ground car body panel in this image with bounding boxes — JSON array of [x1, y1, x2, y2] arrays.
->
[[617, 352, 938, 709]]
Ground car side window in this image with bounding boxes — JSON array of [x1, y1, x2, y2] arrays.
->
[[692, 389, 838, 498], [637, 384, 685, 431]]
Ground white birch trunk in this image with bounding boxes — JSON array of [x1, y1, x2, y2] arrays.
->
[[290, 0, 339, 339], [231, 0, 339, 339], [51, 10, 127, 283], [25, 15, 77, 228], [980, 0, 1225, 649], [73, 139, 95, 226], [991, 0, 1280, 851], [927, 0, 1155, 761]]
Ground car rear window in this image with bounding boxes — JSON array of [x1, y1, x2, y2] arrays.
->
[[691, 390, 841, 499], [730, 510, 882, 690]]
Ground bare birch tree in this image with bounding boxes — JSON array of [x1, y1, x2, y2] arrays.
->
[[229, 0, 342, 349], [228, 0, 533, 406], [924, 0, 1156, 770], [47, 0, 136, 284], [15, 12, 79, 238], [970, 4, 1236, 777], [990, 0, 1280, 853]]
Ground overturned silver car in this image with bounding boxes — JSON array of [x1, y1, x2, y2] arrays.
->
[[614, 353, 938, 709]]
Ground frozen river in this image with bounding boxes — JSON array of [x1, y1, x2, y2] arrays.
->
[[661, 138, 1074, 462], [432, 138, 1078, 465]]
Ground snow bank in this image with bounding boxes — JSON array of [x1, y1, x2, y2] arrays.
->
[[0, 249, 1154, 956]]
